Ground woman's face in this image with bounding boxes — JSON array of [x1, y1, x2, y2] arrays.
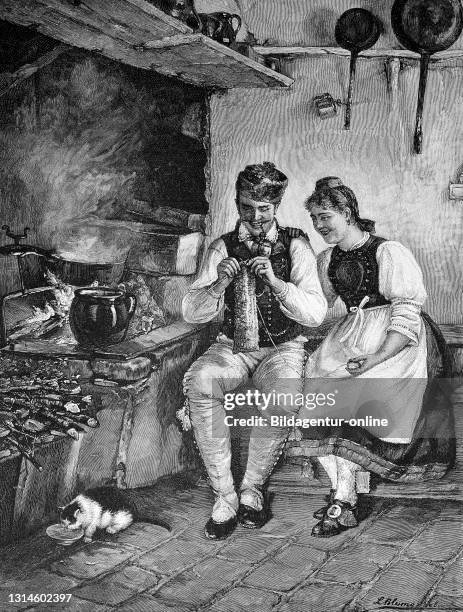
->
[[309, 202, 350, 244]]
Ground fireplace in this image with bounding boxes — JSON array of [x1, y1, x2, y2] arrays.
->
[[0, 24, 213, 543], [0, 276, 211, 543]]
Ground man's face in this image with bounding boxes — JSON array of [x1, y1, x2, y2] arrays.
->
[[238, 194, 276, 237]]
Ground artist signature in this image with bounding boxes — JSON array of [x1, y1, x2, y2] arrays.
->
[[371, 596, 461, 610]]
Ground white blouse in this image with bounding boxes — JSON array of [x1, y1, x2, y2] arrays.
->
[[317, 240, 427, 345]]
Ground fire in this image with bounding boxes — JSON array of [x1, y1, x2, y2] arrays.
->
[[46, 270, 76, 316], [7, 273, 98, 344]]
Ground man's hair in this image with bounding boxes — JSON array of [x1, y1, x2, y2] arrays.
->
[[236, 162, 288, 206]]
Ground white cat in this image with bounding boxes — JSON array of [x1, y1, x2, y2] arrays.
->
[[59, 487, 170, 542]]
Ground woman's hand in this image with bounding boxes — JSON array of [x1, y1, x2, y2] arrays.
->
[[346, 352, 386, 376], [346, 330, 411, 376]]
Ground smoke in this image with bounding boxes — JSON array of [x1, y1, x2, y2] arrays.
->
[[1, 55, 146, 263]]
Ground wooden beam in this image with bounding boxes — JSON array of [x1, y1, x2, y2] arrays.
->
[[0, 0, 191, 47], [0, 44, 70, 98], [254, 45, 463, 62], [0, 0, 192, 78], [139, 34, 294, 88], [0, 2, 292, 88]]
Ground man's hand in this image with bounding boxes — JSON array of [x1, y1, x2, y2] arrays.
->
[[217, 257, 240, 281], [249, 256, 278, 288]]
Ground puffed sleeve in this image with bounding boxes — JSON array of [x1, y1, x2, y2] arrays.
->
[[182, 238, 227, 324], [274, 236, 327, 327], [316, 248, 339, 308], [377, 241, 427, 345]]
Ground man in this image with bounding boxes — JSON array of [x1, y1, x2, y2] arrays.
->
[[182, 162, 327, 540]]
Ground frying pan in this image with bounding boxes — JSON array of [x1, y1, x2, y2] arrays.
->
[[391, 0, 463, 153], [335, 9, 381, 130]]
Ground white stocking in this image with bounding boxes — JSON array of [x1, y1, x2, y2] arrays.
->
[[335, 457, 359, 506], [317, 455, 337, 489]]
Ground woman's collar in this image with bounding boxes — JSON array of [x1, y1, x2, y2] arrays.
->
[[338, 232, 370, 252]]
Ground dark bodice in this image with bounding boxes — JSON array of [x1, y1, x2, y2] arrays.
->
[[328, 235, 391, 311], [221, 225, 302, 346]]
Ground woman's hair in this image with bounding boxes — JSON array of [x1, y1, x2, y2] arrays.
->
[[304, 176, 376, 233]]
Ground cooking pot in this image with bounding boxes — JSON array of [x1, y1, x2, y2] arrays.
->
[[69, 287, 136, 348], [391, 0, 463, 153], [335, 9, 381, 130], [47, 255, 126, 287]]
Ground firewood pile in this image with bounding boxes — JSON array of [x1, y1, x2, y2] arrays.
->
[[0, 355, 98, 470]]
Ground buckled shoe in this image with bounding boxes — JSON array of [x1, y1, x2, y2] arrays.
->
[[311, 499, 358, 538], [313, 489, 336, 519]]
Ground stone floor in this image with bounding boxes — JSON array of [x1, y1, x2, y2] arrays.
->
[[1, 473, 462, 612]]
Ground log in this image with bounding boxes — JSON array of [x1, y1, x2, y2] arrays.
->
[[7, 437, 43, 471], [127, 231, 204, 275], [124, 200, 206, 232]]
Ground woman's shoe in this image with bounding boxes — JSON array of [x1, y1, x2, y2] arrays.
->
[[313, 489, 335, 519], [311, 499, 358, 538]]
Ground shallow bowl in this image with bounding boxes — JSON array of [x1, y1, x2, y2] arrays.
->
[[46, 523, 84, 545]]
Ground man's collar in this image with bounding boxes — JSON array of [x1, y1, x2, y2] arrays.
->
[[238, 220, 278, 244]]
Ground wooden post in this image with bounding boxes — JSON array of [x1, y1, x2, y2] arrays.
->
[[385, 57, 400, 112], [114, 394, 135, 488]]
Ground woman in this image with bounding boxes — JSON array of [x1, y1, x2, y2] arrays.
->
[[300, 177, 454, 538]]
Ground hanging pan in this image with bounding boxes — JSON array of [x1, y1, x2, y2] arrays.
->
[[391, 0, 463, 153], [335, 9, 381, 130]]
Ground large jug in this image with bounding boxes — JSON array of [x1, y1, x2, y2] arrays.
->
[[69, 287, 136, 349]]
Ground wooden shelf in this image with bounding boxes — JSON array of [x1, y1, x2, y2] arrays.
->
[[254, 45, 463, 62], [137, 34, 293, 89], [3, 321, 206, 360], [0, 0, 292, 89]]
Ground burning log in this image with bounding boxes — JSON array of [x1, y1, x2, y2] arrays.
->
[[7, 312, 65, 342]]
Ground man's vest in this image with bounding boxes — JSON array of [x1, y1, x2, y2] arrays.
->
[[328, 235, 391, 311], [221, 225, 303, 347]]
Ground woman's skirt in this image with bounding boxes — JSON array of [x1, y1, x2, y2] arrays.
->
[[288, 313, 455, 482]]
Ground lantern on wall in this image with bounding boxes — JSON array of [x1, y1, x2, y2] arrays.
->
[[313, 93, 344, 120]]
